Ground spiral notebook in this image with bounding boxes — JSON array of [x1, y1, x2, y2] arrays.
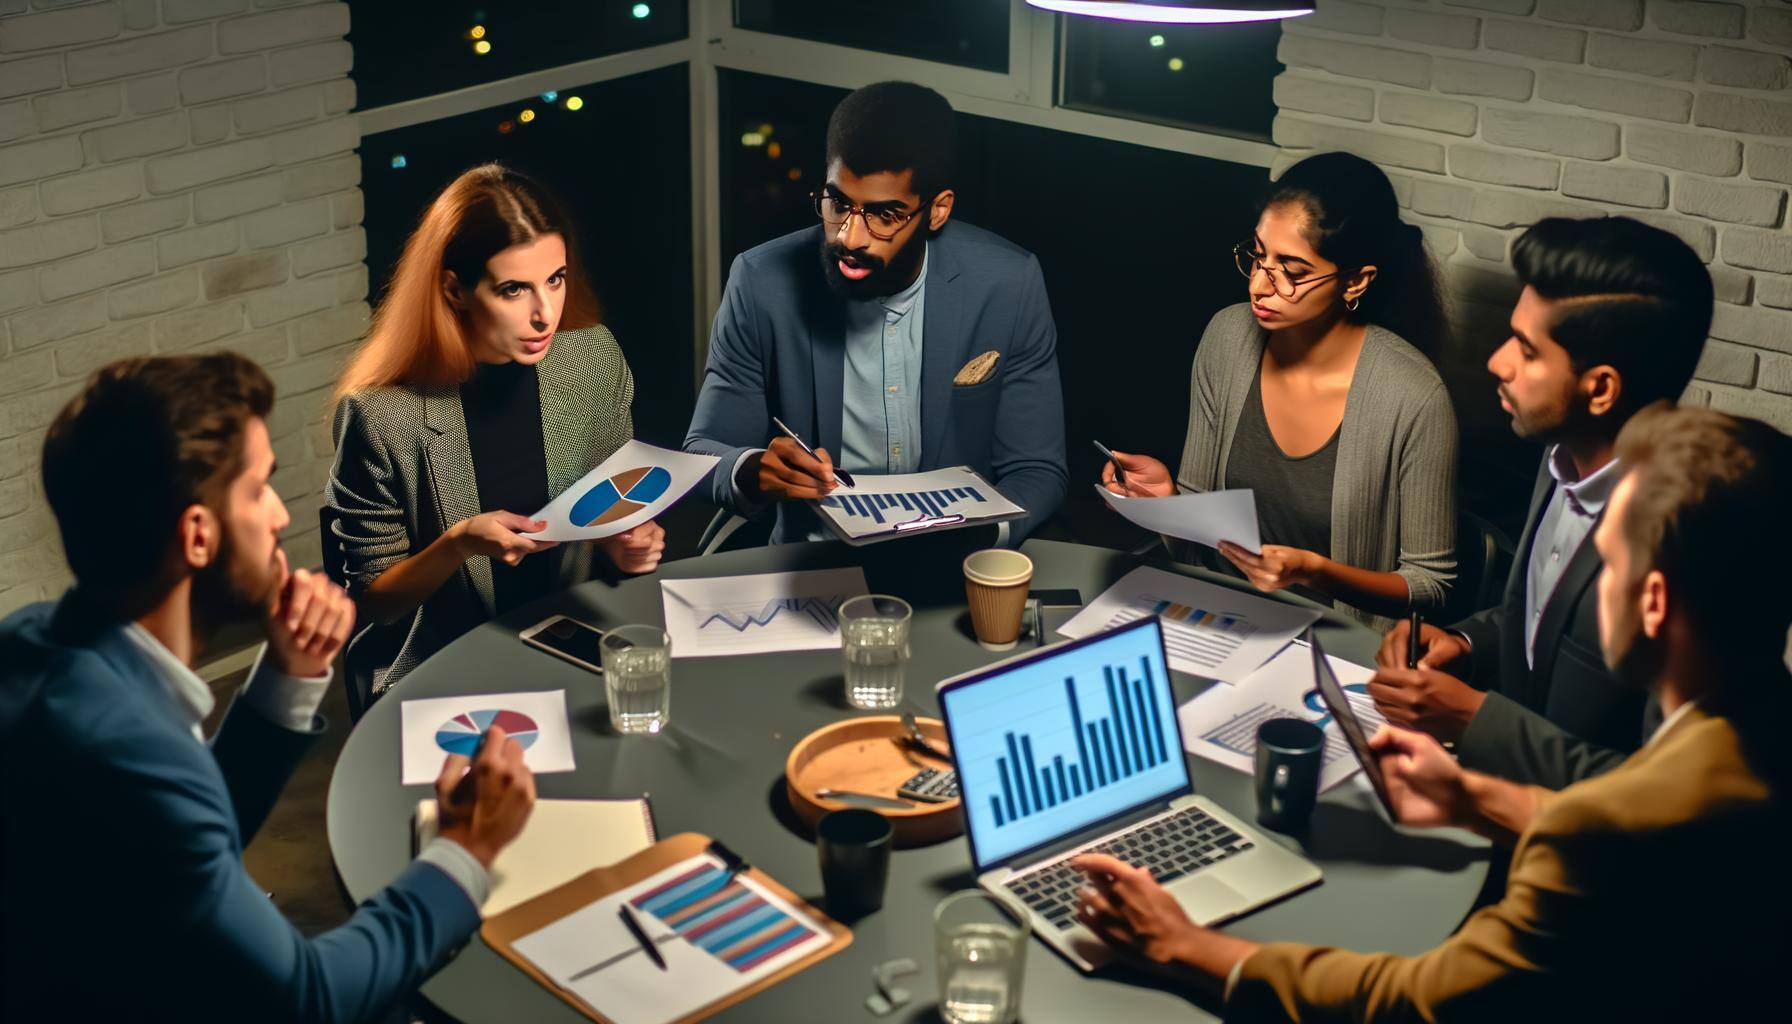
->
[[416, 797, 657, 917]]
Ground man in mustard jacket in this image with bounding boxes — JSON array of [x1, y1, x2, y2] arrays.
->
[[1074, 404, 1792, 1022]]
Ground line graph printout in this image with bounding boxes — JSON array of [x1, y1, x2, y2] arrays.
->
[[813, 467, 1025, 543], [660, 568, 869, 658], [1056, 567, 1319, 683], [1175, 641, 1382, 793]]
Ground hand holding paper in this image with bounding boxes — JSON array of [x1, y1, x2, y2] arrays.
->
[[1095, 485, 1262, 554]]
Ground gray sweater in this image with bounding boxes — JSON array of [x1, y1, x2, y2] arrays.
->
[[1175, 303, 1458, 631]]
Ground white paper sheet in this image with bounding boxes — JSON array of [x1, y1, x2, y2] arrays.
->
[[416, 798, 654, 917], [398, 690, 576, 785], [526, 440, 718, 542], [1096, 486, 1262, 554], [812, 466, 1025, 542], [1055, 567, 1320, 683], [659, 568, 870, 658], [509, 853, 830, 1024], [1176, 641, 1385, 792]]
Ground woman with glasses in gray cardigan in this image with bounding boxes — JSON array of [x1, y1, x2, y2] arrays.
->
[[1104, 153, 1457, 631]]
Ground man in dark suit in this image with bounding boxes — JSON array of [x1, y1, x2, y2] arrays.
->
[[1369, 216, 1712, 788], [1, 354, 534, 1022], [685, 81, 1067, 546]]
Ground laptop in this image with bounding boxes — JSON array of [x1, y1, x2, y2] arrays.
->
[[937, 615, 1322, 971]]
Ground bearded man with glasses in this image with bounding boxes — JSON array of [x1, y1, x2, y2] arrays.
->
[[685, 81, 1067, 547]]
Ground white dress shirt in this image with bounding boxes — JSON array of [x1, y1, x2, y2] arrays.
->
[[1523, 446, 1621, 666]]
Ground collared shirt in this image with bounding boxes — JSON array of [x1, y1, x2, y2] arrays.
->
[[841, 243, 927, 475], [121, 623, 492, 909], [1647, 699, 1699, 748], [1524, 446, 1621, 666]]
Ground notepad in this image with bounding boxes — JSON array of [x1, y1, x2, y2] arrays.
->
[[416, 798, 657, 917]]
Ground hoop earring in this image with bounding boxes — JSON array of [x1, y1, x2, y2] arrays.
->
[[1344, 296, 1360, 312]]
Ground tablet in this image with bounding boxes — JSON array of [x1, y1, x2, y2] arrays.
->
[[1307, 629, 1398, 820]]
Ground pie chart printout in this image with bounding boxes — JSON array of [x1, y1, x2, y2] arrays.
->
[[569, 466, 672, 528], [434, 709, 541, 756]]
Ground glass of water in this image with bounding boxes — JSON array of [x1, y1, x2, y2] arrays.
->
[[839, 594, 910, 710], [934, 890, 1028, 1024], [600, 625, 670, 735]]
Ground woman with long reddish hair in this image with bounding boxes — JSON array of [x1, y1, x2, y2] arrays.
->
[[327, 164, 664, 697]]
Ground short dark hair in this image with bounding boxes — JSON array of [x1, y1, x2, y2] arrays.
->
[[825, 81, 957, 200], [1512, 217, 1712, 414], [42, 353, 275, 599], [1614, 404, 1792, 672]]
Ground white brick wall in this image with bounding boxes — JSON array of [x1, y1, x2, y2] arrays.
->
[[0, 0, 364, 617], [1272, 0, 1792, 439]]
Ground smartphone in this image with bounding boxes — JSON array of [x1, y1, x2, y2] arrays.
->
[[519, 615, 606, 674]]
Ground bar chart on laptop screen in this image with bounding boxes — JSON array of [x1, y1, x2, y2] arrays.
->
[[943, 626, 1187, 864]]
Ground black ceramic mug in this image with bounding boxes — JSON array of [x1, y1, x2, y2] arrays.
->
[[1254, 717, 1324, 833], [817, 808, 893, 920]]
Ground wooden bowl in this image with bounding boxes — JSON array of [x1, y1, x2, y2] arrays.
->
[[785, 716, 963, 848]]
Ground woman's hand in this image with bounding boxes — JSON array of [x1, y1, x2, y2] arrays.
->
[[449, 511, 558, 565], [598, 521, 665, 575], [1100, 452, 1176, 498], [1217, 541, 1320, 592]]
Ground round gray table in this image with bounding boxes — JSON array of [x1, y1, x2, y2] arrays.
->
[[328, 538, 1489, 1022]]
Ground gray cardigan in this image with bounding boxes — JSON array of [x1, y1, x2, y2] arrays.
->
[[1175, 303, 1457, 631], [326, 325, 635, 695]]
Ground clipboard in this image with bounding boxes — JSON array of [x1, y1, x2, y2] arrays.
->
[[482, 833, 851, 1023], [810, 466, 1028, 546]]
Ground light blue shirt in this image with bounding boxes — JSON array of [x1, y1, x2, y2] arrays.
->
[[841, 244, 927, 474], [1524, 445, 1620, 665]]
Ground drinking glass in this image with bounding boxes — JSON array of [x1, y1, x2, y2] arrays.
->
[[600, 625, 670, 734], [839, 595, 911, 710], [934, 890, 1028, 1024]]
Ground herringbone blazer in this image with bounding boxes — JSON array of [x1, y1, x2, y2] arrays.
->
[[326, 325, 634, 696]]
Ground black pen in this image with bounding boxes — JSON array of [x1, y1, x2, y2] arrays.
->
[[618, 904, 666, 970], [770, 416, 855, 488], [1407, 611, 1424, 669], [1092, 440, 1127, 492]]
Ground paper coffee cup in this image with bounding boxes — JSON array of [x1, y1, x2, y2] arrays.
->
[[964, 549, 1034, 650]]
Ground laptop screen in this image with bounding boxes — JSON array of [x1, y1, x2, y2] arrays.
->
[[940, 617, 1188, 871]]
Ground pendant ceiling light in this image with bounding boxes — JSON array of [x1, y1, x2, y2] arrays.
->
[[1025, 1, 1314, 23]]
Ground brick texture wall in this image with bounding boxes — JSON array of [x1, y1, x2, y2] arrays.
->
[[0, 0, 363, 616], [1271, 0, 1792, 449]]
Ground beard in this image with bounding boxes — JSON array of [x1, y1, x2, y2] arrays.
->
[[1500, 381, 1584, 442], [1603, 606, 1666, 692], [818, 223, 929, 301], [189, 526, 282, 636]]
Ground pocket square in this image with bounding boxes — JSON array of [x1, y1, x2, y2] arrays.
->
[[954, 350, 1000, 386]]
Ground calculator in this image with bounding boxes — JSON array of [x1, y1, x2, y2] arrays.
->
[[897, 767, 959, 803]]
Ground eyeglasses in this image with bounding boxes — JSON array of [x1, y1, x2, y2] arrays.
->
[[812, 190, 926, 242], [1232, 243, 1348, 300]]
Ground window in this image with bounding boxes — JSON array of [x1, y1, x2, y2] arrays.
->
[[362, 67, 695, 447], [734, 0, 1009, 72], [1060, 16, 1281, 142], [349, 1, 687, 110]]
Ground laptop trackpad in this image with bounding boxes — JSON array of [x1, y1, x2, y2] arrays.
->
[[1173, 875, 1252, 924]]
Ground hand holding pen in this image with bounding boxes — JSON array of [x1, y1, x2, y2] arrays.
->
[[750, 417, 855, 502]]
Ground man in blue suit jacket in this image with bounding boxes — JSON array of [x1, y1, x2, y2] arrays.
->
[[686, 82, 1067, 546], [1, 353, 535, 1023]]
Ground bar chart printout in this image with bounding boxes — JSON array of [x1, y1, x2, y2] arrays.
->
[[812, 468, 1026, 542]]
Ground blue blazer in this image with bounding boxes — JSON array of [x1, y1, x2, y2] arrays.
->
[[686, 222, 1069, 545], [0, 598, 479, 1023]]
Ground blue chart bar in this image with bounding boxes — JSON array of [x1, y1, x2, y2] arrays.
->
[[819, 486, 986, 525], [989, 658, 1167, 827]]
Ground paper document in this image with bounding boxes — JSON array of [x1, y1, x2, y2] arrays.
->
[[811, 466, 1025, 544], [527, 440, 717, 542], [660, 568, 870, 658], [1176, 640, 1385, 792], [417, 798, 655, 917], [1096, 486, 1261, 554], [510, 853, 830, 1024], [398, 690, 576, 785], [1056, 567, 1320, 683]]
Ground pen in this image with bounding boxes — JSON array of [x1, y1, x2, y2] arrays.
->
[[893, 513, 965, 532], [770, 416, 855, 488], [1407, 611, 1424, 670], [618, 904, 667, 970], [1092, 440, 1127, 492]]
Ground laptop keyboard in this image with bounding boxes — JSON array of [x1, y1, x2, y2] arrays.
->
[[1002, 806, 1254, 930]]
